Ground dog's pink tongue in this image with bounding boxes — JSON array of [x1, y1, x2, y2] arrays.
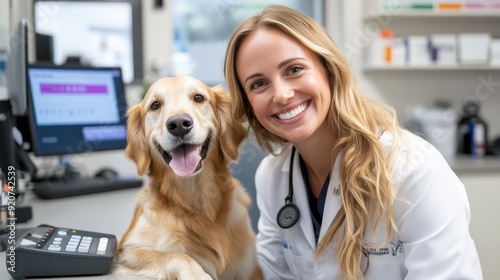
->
[[169, 145, 201, 177]]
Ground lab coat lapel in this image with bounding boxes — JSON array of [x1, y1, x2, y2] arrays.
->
[[319, 156, 342, 242], [282, 148, 316, 250]]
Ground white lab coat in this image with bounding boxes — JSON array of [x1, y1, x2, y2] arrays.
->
[[255, 130, 483, 280]]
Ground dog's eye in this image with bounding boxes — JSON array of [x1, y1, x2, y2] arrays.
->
[[193, 94, 204, 103], [150, 101, 161, 110]]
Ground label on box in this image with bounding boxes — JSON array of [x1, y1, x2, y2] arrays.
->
[[435, 1, 464, 10]]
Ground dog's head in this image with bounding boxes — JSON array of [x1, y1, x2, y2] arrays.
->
[[125, 76, 247, 178]]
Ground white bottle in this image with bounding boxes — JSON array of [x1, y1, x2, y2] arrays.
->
[[472, 123, 486, 157]]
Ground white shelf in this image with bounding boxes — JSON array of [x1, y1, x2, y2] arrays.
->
[[364, 64, 500, 71], [364, 10, 500, 21]]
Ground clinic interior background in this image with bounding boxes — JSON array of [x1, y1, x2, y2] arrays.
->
[[2, 0, 500, 174]]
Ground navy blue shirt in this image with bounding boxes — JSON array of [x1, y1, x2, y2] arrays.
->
[[299, 155, 330, 244]]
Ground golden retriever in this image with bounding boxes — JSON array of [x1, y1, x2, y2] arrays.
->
[[114, 76, 262, 280]]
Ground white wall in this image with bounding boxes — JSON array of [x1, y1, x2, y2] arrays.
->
[[459, 173, 500, 280], [141, 0, 172, 82], [0, 0, 8, 50]]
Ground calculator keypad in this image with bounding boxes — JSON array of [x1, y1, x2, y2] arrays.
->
[[10, 225, 117, 280], [97, 238, 109, 255], [44, 229, 108, 255]]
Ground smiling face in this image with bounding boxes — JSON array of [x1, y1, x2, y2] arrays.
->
[[141, 76, 216, 177], [125, 75, 247, 180], [235, 27, 332, 145]]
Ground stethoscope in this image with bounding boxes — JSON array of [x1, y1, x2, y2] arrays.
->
[[277, 146, 301, 229], [278, 130, 387, 229], [277, 146, 372, 273]]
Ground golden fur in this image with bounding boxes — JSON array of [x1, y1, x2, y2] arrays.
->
[[113, 76, 262, 280]]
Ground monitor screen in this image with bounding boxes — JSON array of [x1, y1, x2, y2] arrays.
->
[[32, 0, 143, 84], [26, 64, 128, 156]]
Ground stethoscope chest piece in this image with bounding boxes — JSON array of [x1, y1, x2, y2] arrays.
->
[[277, 203, 300, 229], [277, 146, 301, 229]]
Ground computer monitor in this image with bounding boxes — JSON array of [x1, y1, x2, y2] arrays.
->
[[26, 64, 129, 156], [6, 18, 28, 116]]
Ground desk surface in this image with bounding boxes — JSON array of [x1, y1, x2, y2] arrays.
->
[[1, 188, 151, 279]]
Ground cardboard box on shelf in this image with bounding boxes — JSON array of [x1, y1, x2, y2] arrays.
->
[[430, 34, 457, 65], [491, 39, 500, 65], [458, 33, 491, 64], [407, 36, 431, 66]]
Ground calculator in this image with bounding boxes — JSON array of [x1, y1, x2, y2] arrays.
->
[[6, 224, 117, 279]]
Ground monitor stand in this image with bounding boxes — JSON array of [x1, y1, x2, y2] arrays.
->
[[0, 100, 16, 179], [58, 155, 81, 179]]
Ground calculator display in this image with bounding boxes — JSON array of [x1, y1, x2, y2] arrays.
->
[[24, 226, 51, 243]]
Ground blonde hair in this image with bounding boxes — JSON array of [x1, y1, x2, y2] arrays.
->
[[225, 5, 402, 280]]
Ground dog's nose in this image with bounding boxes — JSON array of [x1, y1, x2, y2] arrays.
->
[[166, 114, 194, 137]]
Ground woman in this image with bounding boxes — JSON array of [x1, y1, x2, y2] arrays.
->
[[224, 4, 482, 280]]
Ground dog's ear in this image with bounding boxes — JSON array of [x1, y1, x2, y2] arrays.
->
[[125, 104, 151, 176], [213, 85, 248, 161]]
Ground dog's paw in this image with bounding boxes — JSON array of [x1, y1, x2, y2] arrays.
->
[[177, 267, 214, 280], [186, 273, 212, 280]]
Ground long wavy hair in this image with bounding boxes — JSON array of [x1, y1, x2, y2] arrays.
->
[[224, 4, 403, 280]]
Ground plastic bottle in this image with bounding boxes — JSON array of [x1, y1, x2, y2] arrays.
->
[[0, 55, 6, 89], [457, 100, 488, 157]]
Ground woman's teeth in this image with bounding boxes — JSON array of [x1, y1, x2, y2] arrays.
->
[[278, 103, 307, 120]]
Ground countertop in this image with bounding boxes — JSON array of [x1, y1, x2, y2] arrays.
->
[[449, 154, 500, 174]]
